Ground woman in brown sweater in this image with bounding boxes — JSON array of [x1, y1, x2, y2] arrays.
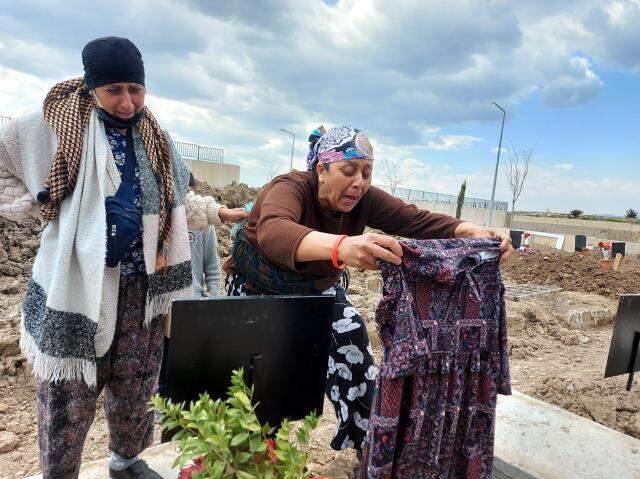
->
[[224, 125, 512, 452]]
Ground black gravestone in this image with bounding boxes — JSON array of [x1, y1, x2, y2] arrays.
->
[[510, 230, 523, 249], [575, 235, 587, 252], [611, 242, 626, 258], [167, 295, 335, 426], [604, 295, 640, 391]]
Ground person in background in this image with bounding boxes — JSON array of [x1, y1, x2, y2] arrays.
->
[[157, 174, 247, 400], [188, 172, 247, 296]]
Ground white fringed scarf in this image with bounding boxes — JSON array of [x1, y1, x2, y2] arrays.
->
[[1, 109, 192, 386]]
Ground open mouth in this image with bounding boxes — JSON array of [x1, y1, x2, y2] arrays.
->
[[341, 194, 360, 206]]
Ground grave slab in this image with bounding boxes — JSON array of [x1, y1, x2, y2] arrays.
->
[[25, 393, 640, 479]]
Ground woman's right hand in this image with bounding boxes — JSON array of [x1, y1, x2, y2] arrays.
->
[[219, 207, 249, 223], [338, 233, 403, 270]]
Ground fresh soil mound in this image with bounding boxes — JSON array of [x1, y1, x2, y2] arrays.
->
[[194, 180, 261, 209], [501, 247, 640, 299]]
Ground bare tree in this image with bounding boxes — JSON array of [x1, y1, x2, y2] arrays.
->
[[379, 158, 406, 196], [265, 157, 285, 181], [504, 144, 533, 213]]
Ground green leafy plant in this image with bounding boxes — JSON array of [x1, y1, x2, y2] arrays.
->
[[150, 369, 321, 479], [626, 208, 638, 219], [569, 209, 583, 218]]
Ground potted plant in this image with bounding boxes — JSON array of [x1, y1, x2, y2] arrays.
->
[[151, 369, 328, 479]]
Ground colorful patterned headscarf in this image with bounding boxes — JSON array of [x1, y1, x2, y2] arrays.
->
[[306, 125, 374, 171]]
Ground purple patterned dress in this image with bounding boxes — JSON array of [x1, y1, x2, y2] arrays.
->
[[359, 238, 511, 479]]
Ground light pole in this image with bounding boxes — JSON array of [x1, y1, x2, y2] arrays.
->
[[280, 128, 295, 171], [488, 102, 505, 227]]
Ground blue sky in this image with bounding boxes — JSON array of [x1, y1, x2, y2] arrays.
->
[[0, 0, 638, 215]]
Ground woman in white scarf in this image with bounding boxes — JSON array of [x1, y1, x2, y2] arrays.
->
[[0, 36, 245, 479]]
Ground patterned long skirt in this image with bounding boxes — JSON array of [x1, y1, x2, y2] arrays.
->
[[225, 273, 378, 451], [35, 275, 165, 479]]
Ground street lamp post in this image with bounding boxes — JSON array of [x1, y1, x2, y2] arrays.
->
[[488, 102, 505, 227], [280, 128, 295, 171]]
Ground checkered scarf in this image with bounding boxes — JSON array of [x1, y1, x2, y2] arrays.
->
[[42, 77, 174, 253]]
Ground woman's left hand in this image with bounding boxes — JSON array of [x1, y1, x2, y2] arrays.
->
[[455, 223, 514, 262]]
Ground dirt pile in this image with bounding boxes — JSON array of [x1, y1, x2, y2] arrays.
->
[[502, 247, 640, 299], [0, 216, 41, 281], [530, 375, 640, 436], [506, 291, 617, 341], [194, 180, 261, 209], [0, 217, 42, 384]]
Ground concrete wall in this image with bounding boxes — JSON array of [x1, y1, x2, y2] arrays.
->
[[411, 199, 508, 227], [183, 159, 240, 189], [511, 215, 640, 242]]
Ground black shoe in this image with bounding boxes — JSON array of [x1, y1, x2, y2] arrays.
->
[[109, 459, 163, 479]]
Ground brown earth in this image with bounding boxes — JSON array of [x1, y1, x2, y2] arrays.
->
[[1, 191, 639, 478], [501, 246, 639, 300], [194, 180, 261, 209]]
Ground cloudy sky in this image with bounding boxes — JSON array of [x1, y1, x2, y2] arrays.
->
[[0, 0, 638, 215]]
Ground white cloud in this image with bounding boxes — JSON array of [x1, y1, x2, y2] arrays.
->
[[425, 135, 483, 151], [553, 163, 575, 170], [515, 165, 640, 215], [259, 138, 286, 151], [585, 0, 640, 70], [491, 146, 510, 155], [0, 67, 51, 117], [541, 56, 603, 107], [0, 0, 637, 213]]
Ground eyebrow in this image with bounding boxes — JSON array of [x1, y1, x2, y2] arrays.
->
[[107, 84, 143, 90]]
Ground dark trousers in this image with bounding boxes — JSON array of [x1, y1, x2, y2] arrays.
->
[[36, 275, 165, 479]]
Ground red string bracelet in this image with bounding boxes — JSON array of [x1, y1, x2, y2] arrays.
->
[[332, 235, 348, 270]]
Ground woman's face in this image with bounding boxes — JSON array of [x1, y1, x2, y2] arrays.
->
[[93, 82, 146, 120], [316, 159, 373, 213]]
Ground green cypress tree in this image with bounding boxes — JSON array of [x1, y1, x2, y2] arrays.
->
[[456, 179, 467, 219]]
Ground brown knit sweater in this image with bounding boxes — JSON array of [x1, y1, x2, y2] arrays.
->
[[224, 171, 462, 288]]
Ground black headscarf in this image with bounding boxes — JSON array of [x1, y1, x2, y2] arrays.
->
[[82, 36, 145, 90]]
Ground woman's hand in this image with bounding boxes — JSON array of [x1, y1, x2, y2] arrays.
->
[[219, 207, 249, 223], [338, 233, 403, 270], [454, 222, 514, 262]]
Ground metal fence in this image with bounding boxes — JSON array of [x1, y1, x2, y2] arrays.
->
[[377, 185, 509, 211], [1, 115, 224, 163], [175, 141, 224, 163]]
